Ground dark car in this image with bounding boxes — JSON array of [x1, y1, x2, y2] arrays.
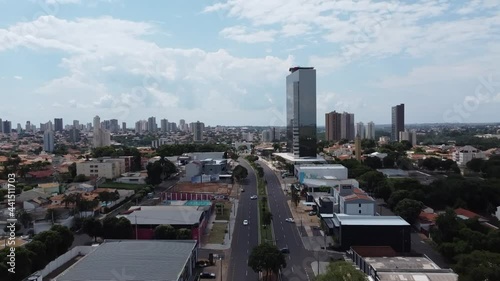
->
[[200, 272, 216, 279], [280, 248, 290, 254], [196, 260, 211, 268]]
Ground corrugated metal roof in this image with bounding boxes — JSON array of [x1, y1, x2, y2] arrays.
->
[[55, 240, 197, 281]]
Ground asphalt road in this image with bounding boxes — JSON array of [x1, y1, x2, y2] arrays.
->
[[259, 161, 316, 281], [227, 159, 259, 281]]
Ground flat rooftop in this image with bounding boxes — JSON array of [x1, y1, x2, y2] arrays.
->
[[332, 214, 410, 226], [367, 256, 440, 270], [296, 164, 345, 170], [376, 272, 458, 281], [273, 153, 326, 163], [53, 240, 197, 281], [117, 205, 205, 225]]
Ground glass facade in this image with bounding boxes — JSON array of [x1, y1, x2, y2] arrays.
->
[[286, 67, 317, 157]]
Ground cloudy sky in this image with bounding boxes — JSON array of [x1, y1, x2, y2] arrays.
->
[[1, 0, 499, 127]]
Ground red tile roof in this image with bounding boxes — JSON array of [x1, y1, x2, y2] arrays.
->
[[27, 170, 54, 178], [455, 208, 482, 219], [419, 211, 438, 222]]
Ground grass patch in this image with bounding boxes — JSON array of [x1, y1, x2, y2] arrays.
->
[[99, 182, 148, 191], [215, 202, 232, 220], [259, 200, 273, 243], [208, 222, 227, 244]]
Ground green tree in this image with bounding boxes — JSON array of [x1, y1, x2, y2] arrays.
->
[[363, 156, 382, 169], [73, 174, 89, 182], [394, 199, 424, 224], [248, 243, 287, 281], [454, 250, 500, 281], [387, 190, 411, 209], [154, 224, 178, 239], [176, 228, 192, 239], [432, 208, 465, 244], [466, 158, 485, 172], [32, 230, 63, 261], [263, 211, 273, 226], [315, 260, 368, 281], [232, 165, 248, 181], [82, 218, 103, 242], [358, 171, 386, 193], [50, 225, 75, 255], [24, 240, 48, 271], [68, 162, 77, 178], [102, 217, 133, 239], [0, 247, 33, 281]]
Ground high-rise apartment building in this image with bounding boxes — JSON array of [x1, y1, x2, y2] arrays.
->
[[366, 121, 375, 140], [2, 120, 12, 134], [271, 127, 280, 142], [391, 104, 405, 141], [43, 130, 55, 152], [25, 121, 31, 131], [110, 119, 119, 133], [191, 121, 204, 142], [286, 66, 317, 157], [356, 122, 365, 139], [399, 129, 417, 146], [122, 122, 127, 132], [340, 112, 355, 141], [147, 117, 157, 132], [160, 119, 168, 133], [262, 130, 272, 142], [325, 111, 342, 142], [54, 118, 63, 132], [0, 119, 3, 133], [93, 116, 110, 148], [73, 120, 80, 129], [179, 119, 186, 131]]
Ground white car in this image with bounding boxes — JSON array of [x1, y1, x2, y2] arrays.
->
[[243, 220, 249, 225], [250, 195, 258, 200], [285, 218, 295, 223]]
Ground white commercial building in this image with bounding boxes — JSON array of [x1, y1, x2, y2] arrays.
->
[[92, 116, 111, 148], [295, 164, 348, 183], [453, 145, 485, 166], [76, 160, 122, 179], [366, 121, 375, 140]]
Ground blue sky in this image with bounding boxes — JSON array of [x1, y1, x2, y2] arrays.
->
[[1, 0, 499, 127]]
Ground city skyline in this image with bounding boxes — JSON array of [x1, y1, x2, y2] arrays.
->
[[1, 1, 499, 126]]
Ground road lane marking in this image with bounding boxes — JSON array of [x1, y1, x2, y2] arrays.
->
[[291, 266, 294, 273]]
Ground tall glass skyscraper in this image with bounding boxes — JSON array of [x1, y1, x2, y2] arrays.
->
[[286, 66, 317, 157], [391, 103, 405, 141]]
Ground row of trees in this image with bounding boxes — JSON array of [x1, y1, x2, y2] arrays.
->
[[430, 209, 500, 281], [248, 243, 286, 281], [146, 157, 177, 185], [466, 156, 500, 179], [80, 218, 193, 241], [155, 143, 231, 157], [0, 225, 74, 281]]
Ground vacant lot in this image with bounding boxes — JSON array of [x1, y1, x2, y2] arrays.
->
[[208, 222, 227, 244], [215, 202, 232, 220]]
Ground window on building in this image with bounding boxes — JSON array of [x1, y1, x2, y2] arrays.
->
[[359, 203, 361, 207], [359, 210, 361, 214]]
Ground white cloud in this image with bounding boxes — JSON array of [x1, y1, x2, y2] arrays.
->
[[1, 15, 294, 125], [45, 0, 80, 4], [205, 0, 500, 65], [219, 26, 277, 43], [13, 76, 23, 80]]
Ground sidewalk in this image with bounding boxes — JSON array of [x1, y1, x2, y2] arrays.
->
[[202, 199, 238, 250]]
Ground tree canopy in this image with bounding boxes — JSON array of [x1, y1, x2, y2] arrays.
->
[[248, 243, 286, 281], [232, 165, 248, 181]]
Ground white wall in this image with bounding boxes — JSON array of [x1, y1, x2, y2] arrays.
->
[[343, 201, 375, 216], [33, 216, 74, 234], [495, 206, 500, 220], [26, 246, 96, 281]]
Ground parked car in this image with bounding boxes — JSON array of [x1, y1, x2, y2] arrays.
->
[[280, 248, 290, 254], [243, 220, 249, 225], [285, 218, 295, 223], [240, 188, 245, 192], [200, 272, 216, 279], [308, 211, 317, 216], [196, 260, 211, 268], [250, 195, 258, 200]]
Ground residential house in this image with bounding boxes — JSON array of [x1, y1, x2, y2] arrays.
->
[[36, 182, 60, 195], [333, 185, 376, 216], [116, 172, 147, 184]]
